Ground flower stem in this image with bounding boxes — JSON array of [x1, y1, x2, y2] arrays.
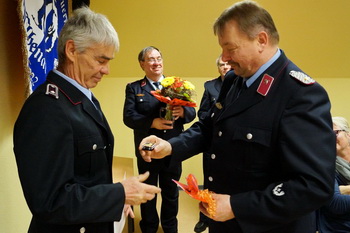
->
[[165, 104, 173, 121]]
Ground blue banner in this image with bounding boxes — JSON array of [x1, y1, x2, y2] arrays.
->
[[20, 0, 68, 93]]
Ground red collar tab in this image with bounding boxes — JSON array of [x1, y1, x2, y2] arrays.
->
[[257, 74, 274, 96]]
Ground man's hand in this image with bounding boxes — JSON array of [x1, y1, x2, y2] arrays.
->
[[123, 204, 134, 218], [121, 171, 161, 206], [151, 118, 174, 130], [172, 106, 184, 120], [139, 135, 172, 162], [339, 185, 350, 195], [200, 193, 235, 222]]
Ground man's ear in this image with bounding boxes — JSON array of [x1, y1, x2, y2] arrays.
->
[[257, 31, 268, 52], [65, 40, 76, 62], [139, 61, 145, 71]]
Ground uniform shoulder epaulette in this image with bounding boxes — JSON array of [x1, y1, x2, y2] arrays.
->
[[289, 70, 315, 85], [45, 83, 59, 99]]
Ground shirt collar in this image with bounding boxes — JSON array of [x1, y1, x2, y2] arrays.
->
[[146, 75, 164, 89], [53, 69, 92, 101], [245, 49, 281, 88]]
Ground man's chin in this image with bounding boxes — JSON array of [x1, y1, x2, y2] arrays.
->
[[88, 82, 99, 89]]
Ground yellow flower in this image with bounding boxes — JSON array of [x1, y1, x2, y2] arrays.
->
[[183, 80, 195, 90], [161, 76, 175, 87]]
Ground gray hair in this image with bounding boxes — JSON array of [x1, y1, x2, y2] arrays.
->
[[58, 7, 119, 64], [216, 55, 223, 66], [138, 46, 162, 62], [333, 116, 350, 132], [213, 0, 279, 46]]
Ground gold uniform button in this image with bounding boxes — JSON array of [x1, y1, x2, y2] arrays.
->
[[92, 144, 97, 150], [211, 154, 216, 159], [218, 131, 223, 137], [80, 227, 86, 233], [246, 133, 253, 140]]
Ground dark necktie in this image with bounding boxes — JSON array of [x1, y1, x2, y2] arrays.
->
[[153, 82, 160, 90], [92, 95, 103, 119], [237, 78, 247, 98], [225, 77, 246, 104]]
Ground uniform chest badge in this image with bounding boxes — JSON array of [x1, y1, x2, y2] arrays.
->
[[45, 83, 59, 99], [141, 80, 146, 87], [257, 74, 274, 96], [215, 102, 223, 109], [289, 70, 315, 85]]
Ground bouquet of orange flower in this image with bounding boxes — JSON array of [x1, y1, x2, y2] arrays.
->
[[173, 174, 216, 218], [151, 76, 197, 121]]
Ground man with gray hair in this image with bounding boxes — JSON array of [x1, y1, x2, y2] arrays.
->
[[14, 7, 160, 233]]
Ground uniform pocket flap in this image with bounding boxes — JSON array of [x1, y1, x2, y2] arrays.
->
[[77, 136, 105, 155], [232, 127, 271, 147]]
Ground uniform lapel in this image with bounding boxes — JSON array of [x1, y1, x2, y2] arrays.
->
[[46, 72, 108, 130], [141, 77, 166, 107], [216, 77, 264, 123], [141, 77, 156, 94], [214, 77, 222, 93], [81, 97, 108, 129]]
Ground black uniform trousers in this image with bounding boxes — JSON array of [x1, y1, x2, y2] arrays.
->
[[137, 157, 181, 233]]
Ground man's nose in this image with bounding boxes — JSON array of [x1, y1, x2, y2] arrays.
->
[[101, 64, 110, 75]]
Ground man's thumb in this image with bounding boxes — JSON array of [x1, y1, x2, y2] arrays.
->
[[138, 171, 150, 182]]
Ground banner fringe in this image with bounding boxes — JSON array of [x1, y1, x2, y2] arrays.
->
[[17, 0, 32, 97]]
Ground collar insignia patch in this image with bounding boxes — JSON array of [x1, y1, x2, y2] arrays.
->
[[257, 74, 274, 96], [45, 83, 59, 99]]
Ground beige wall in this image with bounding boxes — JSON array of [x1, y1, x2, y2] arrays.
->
[[1, 0, 350, 232], [90, 0, 350, 79], [1, 1, 32, 232]]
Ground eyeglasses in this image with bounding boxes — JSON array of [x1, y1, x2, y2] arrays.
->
[[334, 129, 346, 136], [145, 58, 163, 64]]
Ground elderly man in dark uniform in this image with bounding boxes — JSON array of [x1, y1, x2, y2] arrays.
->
[[139, 1, 336, 233], [13, 7, 160, 233], [123, 46, 196, 233]]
